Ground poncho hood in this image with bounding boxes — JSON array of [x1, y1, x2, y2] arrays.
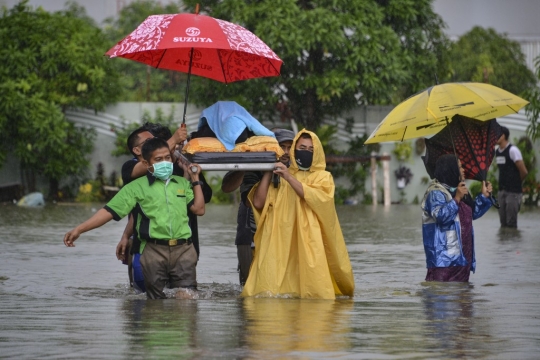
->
[[290, 129, 326, 173]]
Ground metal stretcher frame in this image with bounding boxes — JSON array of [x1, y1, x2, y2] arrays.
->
[[180, 152, 278, 171]]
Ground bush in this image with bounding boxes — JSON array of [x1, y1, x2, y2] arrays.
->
[[207, 174, 235, 204], [75, 180, 105, 202]]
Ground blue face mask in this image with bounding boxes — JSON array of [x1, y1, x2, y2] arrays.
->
[[150, 161, 173, 180]]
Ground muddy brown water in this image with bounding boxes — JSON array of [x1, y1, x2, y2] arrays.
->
[[0, 203, 539, 359]]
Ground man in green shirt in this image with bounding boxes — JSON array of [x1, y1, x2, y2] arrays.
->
[[63, 138, 205, 299]]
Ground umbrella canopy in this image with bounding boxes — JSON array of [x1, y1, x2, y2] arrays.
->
[[365, 82, 528, 144], [106, 13, 282, 82], [105, 12, 282, 122], [422, 115, 503, 182]]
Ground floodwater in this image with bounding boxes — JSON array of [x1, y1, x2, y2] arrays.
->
[[0, 202, 539, 359]]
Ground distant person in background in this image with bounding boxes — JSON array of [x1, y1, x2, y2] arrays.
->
[[221, 128, 295, 285], [495, 126, 528, 228], [421, 154, 492, 282]]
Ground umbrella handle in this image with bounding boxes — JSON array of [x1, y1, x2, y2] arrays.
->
[[489, 192, 500, 209], [180, 123, 188, 147]]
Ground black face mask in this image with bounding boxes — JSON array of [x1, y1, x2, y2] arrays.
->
[[295, 150, 313, 169]]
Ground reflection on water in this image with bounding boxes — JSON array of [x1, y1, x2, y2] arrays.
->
[[496, 226, 522, 242], [243, 298, 353, 355], [0, 203, 539, 359], [420, 283, 492, 359], [121, 300, 199, 359]]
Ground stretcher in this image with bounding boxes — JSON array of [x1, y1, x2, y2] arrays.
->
[[180, 151, 278, 171]]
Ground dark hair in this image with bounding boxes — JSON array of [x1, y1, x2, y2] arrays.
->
[[500, 126, 510, 141], [143, 122, 173, 140], [299, 133, 312, 140], [434, 154, 460, 188], [127, 127, 151, 157], [141, 137, 169, 161]]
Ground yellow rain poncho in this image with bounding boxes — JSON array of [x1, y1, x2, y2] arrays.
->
[[241, 129, 355, 299]]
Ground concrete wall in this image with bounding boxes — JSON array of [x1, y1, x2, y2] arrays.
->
[[1, 102, 538, 204], [69, 102, 204, 187]]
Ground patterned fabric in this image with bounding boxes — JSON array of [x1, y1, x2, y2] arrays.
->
[[106, 13, 282, 83], [426, 202, 473, 282], [423, 115, 502, 181]]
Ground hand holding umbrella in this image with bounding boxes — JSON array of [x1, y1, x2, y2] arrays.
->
[[422, 115, 501, 208], [481, 181, 493, 198], [454, 181, 469, 203], [105, 5, 283, 147]]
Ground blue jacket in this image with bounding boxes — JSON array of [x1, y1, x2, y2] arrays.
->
[[421, 180, 491, 272]]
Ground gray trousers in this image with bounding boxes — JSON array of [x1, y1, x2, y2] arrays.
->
[[237, 244, 253, 286], [140, 241, 198, 299], [498, 190, 522, 228]]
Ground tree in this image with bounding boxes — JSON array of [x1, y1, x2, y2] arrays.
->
[[103, 0, 188, 102], [180, 0, 450, 130], [448, 27, 535, 96], [111, 107, 178, 157], [524, 55, 540, 140], [0, 1, 122, 198]]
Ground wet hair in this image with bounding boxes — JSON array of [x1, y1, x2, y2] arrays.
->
[[127, 127, 151, 157], [143, 122, 173, 140], [434, 154, 460, 188], [500, 126, 510, 141], [141, 137, 169, 162], [299, 133, 312, 140]]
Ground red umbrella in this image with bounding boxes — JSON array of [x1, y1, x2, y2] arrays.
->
[[105, 9, 282, 123], [422, 114, 502, 207], [422, 115, 502, 181]]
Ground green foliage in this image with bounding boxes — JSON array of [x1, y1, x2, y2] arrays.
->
[[111, 107, 178, 157], [392, 141, 413, 162], [525, 55, 540, 141], [314, 125, 340, 155], [180, 0, 450, 130], [397, 189, 408, 204], [334, 185, 350, 205], [75, 162, 122, 202], [75, 180, 105, 202], [103, 0, 188, 102], [326, 134, 374, 203], [448, 27, 535, 96], [515, 136, 539, 206], [206, 174, 235, 204], [0, 1, 121, 195], [468, 181, 482, 199], [362, 192, 373, 205]]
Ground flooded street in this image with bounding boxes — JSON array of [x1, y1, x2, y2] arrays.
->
[[0, 203, 539, 359]]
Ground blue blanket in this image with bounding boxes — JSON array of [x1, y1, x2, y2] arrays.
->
[[198, 101, 275, 150]]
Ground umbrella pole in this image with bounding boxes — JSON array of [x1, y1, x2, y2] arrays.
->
[[445, 117, 458, 156], [182, 47, 195, 125]]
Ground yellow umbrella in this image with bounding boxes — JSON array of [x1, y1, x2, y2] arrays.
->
[[365, 82, 529, 144]]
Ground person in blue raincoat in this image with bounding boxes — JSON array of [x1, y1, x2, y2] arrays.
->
[[421, 154, 492, 282]]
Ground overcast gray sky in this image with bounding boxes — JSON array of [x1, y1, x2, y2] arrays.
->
[[2, 0, 540, 38]]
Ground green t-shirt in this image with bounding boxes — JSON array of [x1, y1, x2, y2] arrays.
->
[[104, 174, 194, 253]]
